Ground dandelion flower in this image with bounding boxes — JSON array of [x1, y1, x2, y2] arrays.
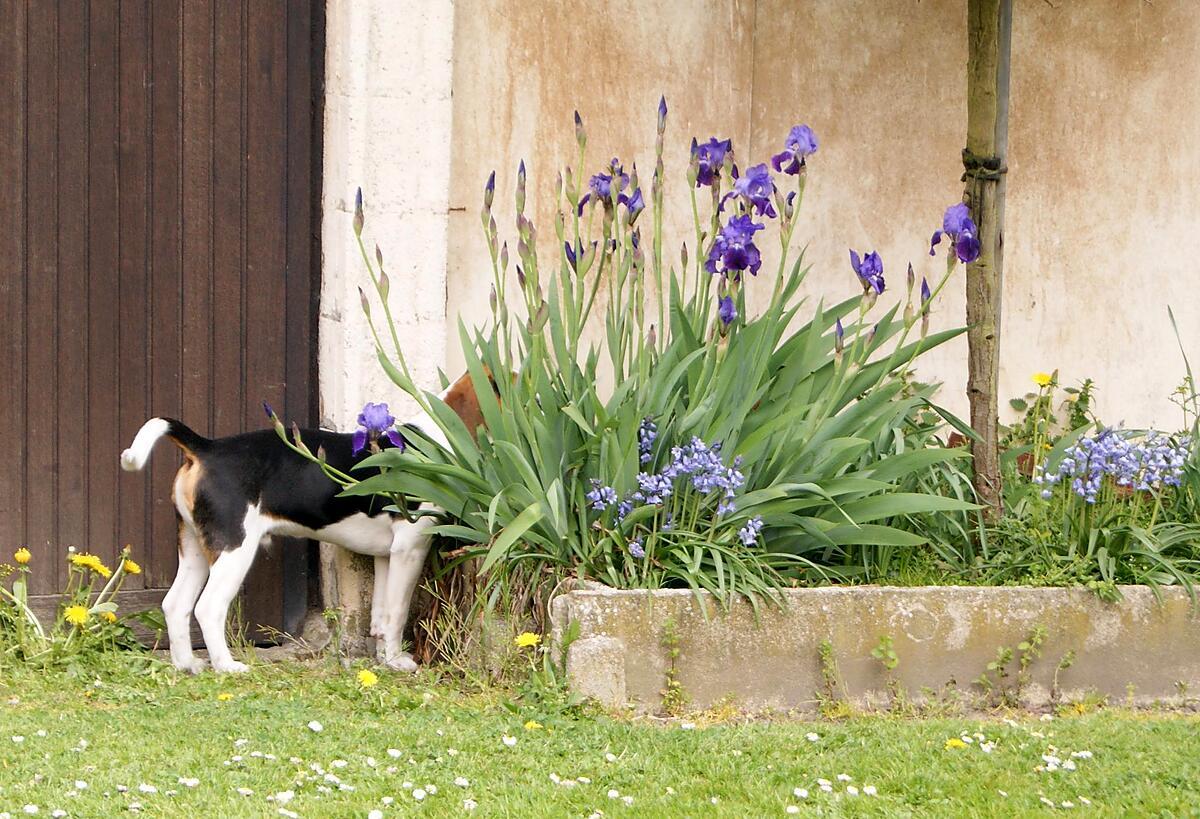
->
[[357, 669, 379, 688], [944, 738, 967, 750], [100, 611, 117, 624], [69, 553, 112, 578], [63, 606, 89, 627], [514, 632, 541, 648], [217, 693, 233, 702], [122, 559, 142, 575], [14, 547, 31, 565], [524, 720, 543, 731], [1032, 372, 1053, 387]]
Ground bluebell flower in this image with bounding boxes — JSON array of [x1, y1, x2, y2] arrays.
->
[[771, 125, 818, 175], [738, 516, 764, 546], [638, 418, 657, 464], [705, 215, 765, 279], [586, 479, 618, 511], [629, 538, 646, 559], [849, 250, 885, 295]]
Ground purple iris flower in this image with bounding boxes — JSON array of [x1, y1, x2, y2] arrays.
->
[[771, 125, 818, 175], [725, 163, 777, 218], [692, 137, 733, 187], [353, 402, 404, 454], [849, 249, 885, 295], [834, 318, 845, 353], [718, 294, 738, 326], [929, 202, 982, 264], [705, 215, 765, 279], [619, 187, 645, 220], [577, 158, 629, 215]]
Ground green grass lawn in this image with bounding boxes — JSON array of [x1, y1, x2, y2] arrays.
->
[[1, 660, 1198, 817]]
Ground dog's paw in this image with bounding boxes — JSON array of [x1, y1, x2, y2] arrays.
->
[[213, 659, 250, 674], [383, 652, 418, 673], [369, 619, 385, 640], [174, 656, 208, 675]]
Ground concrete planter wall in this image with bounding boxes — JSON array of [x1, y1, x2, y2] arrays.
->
[[549, 586, 1200, 711]]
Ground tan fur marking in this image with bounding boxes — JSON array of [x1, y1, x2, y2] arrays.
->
[[174, 459, 216, 564], [442, 373, 487, 438]]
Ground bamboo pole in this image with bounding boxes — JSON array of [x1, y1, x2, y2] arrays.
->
[[964, 0, 1012, 522]]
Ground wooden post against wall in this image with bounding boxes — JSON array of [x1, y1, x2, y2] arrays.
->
[[964, 0, 1012, 522]]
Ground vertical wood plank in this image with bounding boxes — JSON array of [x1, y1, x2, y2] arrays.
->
[[88, 0, 121, 570], [148, 0, 183, 589], [116, 0, 152, 591], [242, 0, 289, 634], [182, 0, 214, 437], [24, 1, 60, 594], [211, 0, 243, 437], [0, 0, 28, 557]]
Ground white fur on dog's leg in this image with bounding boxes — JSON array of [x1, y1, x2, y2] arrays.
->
[[164, 526, 210, 674], [194, 506, 265, 674], [384, 651, 418, 673], [370, 555, 389, 639], [382, 516, 434, 670]]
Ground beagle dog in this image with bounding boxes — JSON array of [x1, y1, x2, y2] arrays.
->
[[119, 373, 484, 674]]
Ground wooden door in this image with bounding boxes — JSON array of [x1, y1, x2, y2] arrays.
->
[[0, 0, 324, 639]]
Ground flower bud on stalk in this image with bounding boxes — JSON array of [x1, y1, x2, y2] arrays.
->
[[516, 266, 526, 288], [574, 110, 586, 151], [489, 284, 498, 314], [353, 188, 364, 236], [657, 95, 667, 134], [358, 286, 371, 318], [375, 243, 384, 269], [565, 167, 578, 207], [920, 276, 932, 339], [378, 270, 390, 301], [515, 160, 527, 215], [484, 171, 495, 210], [500, 241, 509, 271], [681, 242, 688, 269], [647, 324, 657, 349], [834, 318, 845, 363]]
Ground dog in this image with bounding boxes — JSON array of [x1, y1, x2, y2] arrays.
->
[[119, 372, 485, 674]]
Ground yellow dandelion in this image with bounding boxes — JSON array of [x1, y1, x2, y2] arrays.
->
[[70, 553, 113, 578], [64, 605, 89, 627], [14, 547, 31, 565], [514, 632, 541, 648], [100, 611, 117, 624], [357, 669, 379, 689], [524, 719, 543, 731], [217, 692, 234, 702], [1032, 372, 1053, 388], [122, 558, 142, 575], [944, 737, 967, 750]]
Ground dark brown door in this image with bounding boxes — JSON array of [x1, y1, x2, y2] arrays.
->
[[0, 0, 324, 638]]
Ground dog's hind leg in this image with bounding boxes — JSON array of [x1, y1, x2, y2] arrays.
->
[[193, 507, 266, 673], [370, 555, 389, 640], [382, 515, 435, 672], [162, 522, 211, 674]]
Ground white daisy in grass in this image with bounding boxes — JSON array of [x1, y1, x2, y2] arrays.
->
[[268, 791, 294, 805], [387, 748, 402, 758], [137, 784, 157, 794], [1078, 796, 1091, 805], [579, 777, 592, 784], [278, 810, 299, 819], [605, 753, 617, 763], [448, 748, 459, 756], [805, 732, 819, 742], [793, 787, 808, 798], [308, 720, 323, 732], [998, 790, 1008, 797], [1071, 750, 1093, 759], [331, 760, 348, 769], [74, 780, 88, 790], [368, 811, 383, 819], [816, 778, 831, 787], [501, 735, 517, 747], [1062, 801, 1075, 808], [549, 774, 561, 784], [836, 773, 852, 782], [51, 812, 66, 818], [128, 804, 142, 813], [402, 782, 413, 790], [11, 736, 24, 743], [21, 808, 37, 816], [786, 807, 800, 815], [680, 722, 696, 730], [115, 786, 128, 793], [624, 796, 635, 806], [366, 757, 377, 767], [454, 777, 470, 788], [463, 799, 478, 811], [1040, 797, 1056, 807], [412, 788, 427, 801], [607, 790, 620, 799], [36, 730, 47, 737], [381, 797, 394, 805], [709, 797, 718, 805], [316, 786, 332, 795], [234, 738, 248, 747], [289, 757, 302, 764], [426, 785, 438, 795], [177, 778, 199, 788], [1063, 759, 1077, 771], [846, 786, 860, 796]]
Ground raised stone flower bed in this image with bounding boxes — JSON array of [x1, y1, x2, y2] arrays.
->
[[550, 586, 1200, 711]]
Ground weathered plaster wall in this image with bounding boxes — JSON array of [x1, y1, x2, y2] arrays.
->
[[445, 0, 1200, 427], [319, 0, 455, 639]]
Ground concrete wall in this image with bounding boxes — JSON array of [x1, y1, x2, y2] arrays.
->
[[551, 586, 1200, 711], [444, 0, 1200, 428]]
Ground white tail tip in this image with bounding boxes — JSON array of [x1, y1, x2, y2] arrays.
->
[[121, 418, 170, 471]]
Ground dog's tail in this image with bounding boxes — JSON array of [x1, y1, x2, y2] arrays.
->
[[120, 418, 211, 471]]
